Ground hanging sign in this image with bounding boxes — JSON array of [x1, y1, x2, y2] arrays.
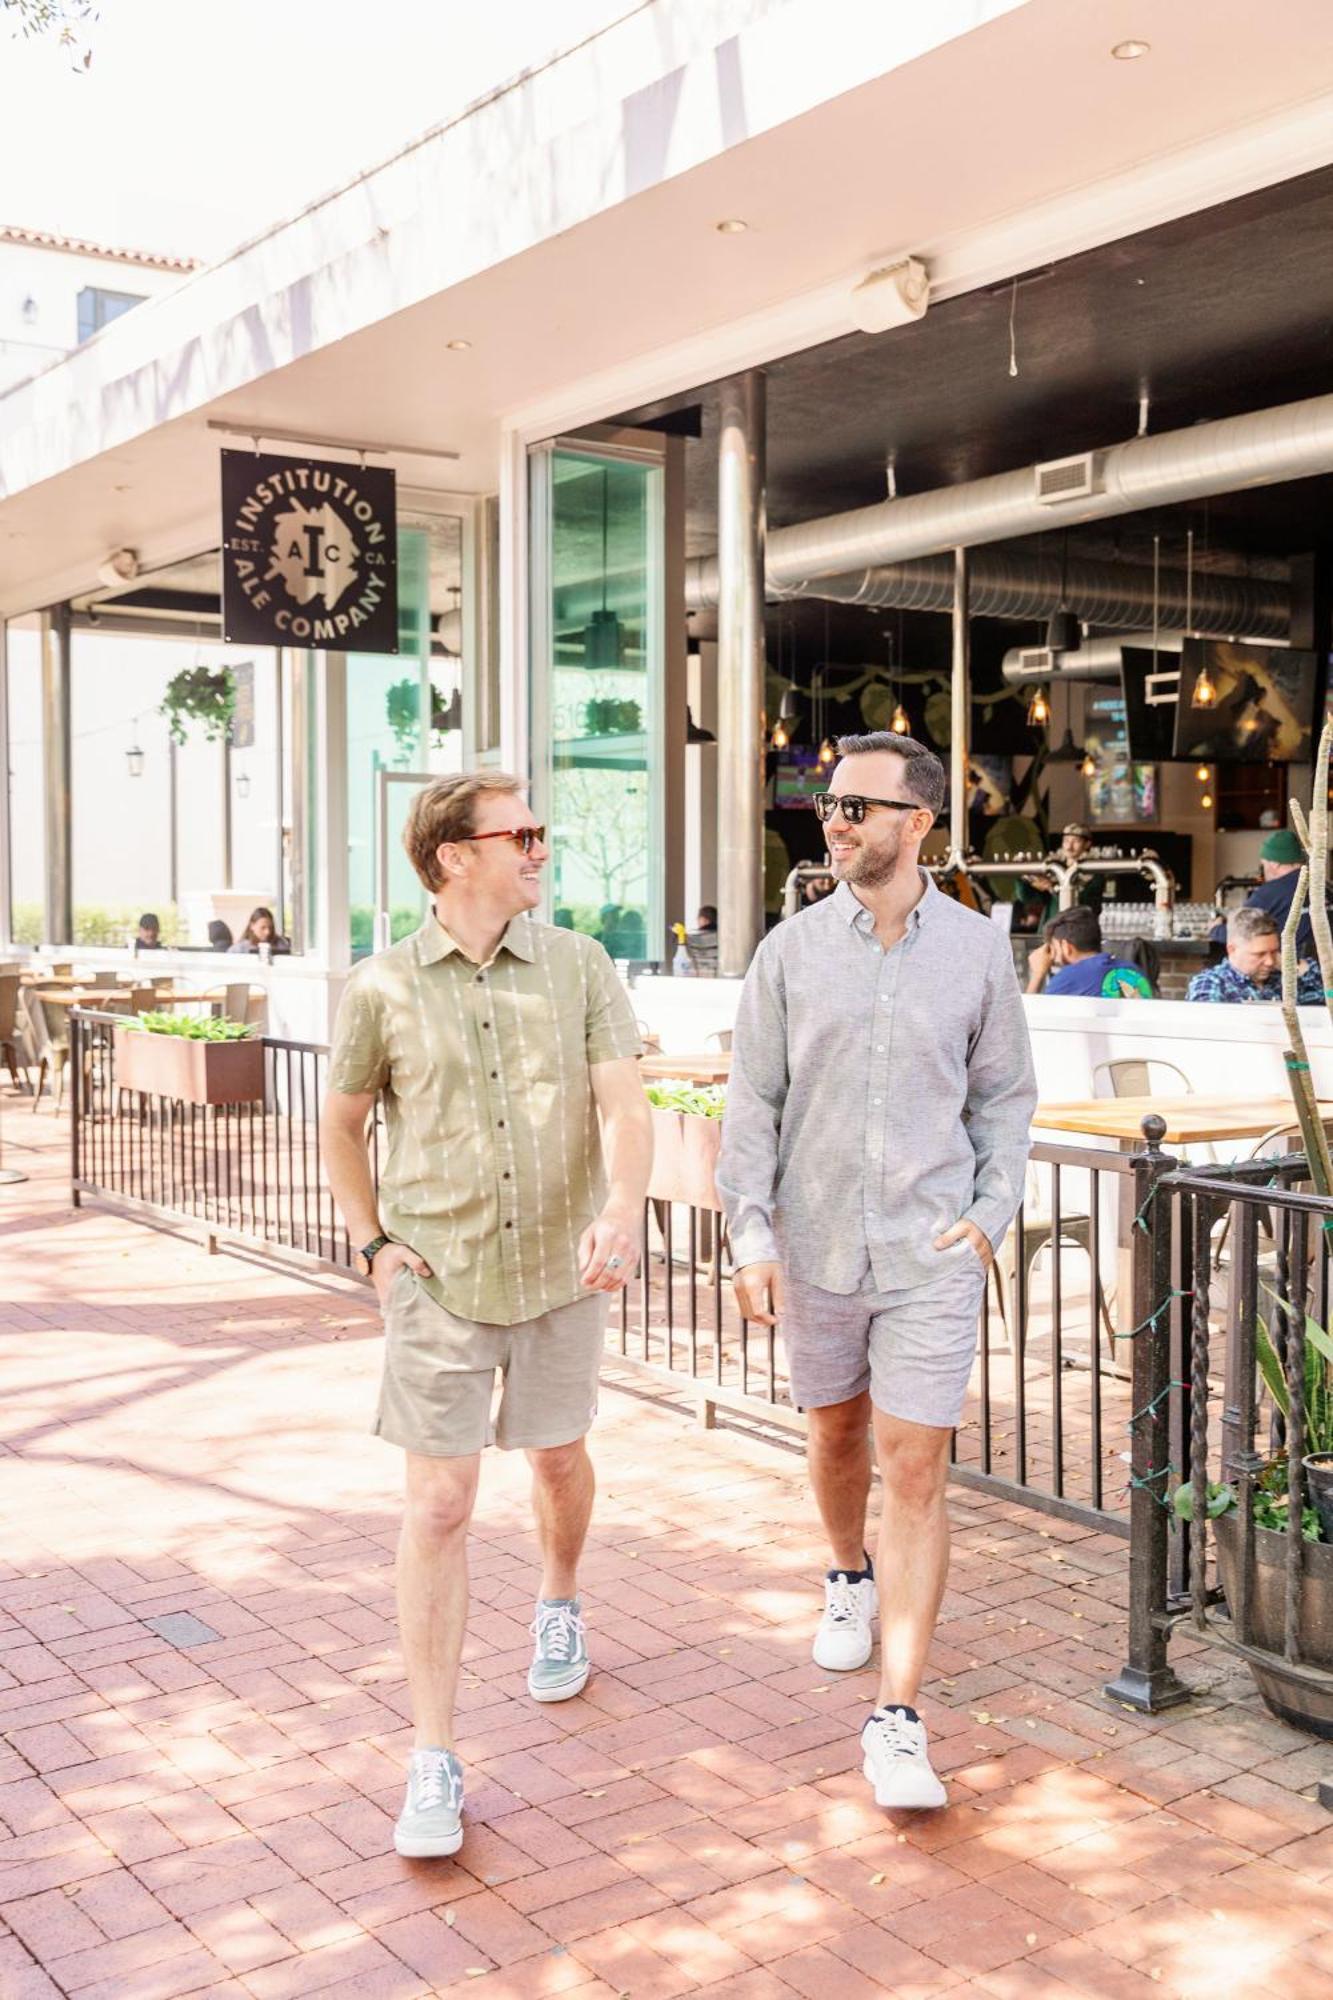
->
[[220, 449, 398, 653]]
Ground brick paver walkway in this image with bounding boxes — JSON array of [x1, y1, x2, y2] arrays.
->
[[1, 1113, 1330, 2000]]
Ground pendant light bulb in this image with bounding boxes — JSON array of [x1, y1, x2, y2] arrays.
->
[[1191, 666, 1217, 709], [1195, 764, 1210, 783], [1027, 686, 1051, 728], [890, 701, 910, 735], [817, 736, 835, 768], [1079, 750, 1097, 779], [1200, 791, 1214, 810], [771, 719, 789, 751]]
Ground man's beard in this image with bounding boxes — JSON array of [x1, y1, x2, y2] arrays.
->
[[831, 826, 902, 889]]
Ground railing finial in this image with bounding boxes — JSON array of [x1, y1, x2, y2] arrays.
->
[[1141, 1112, 1168, 1155]]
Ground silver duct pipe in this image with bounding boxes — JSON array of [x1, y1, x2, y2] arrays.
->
[[687, 547, 1288, 638], [687, 388, 1333, 599], [1001, 633, 1185, 686]]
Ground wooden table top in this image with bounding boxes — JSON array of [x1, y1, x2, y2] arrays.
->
[[1033, 1094, 1327, 1144], [639, 1052, 732, 1084]]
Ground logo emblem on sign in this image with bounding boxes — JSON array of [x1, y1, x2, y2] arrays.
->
[[220, 450, 398, 654]]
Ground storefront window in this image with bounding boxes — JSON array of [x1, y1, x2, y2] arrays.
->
[[541, 447, 663, 961], [5, 614, 44, 945], [69, 629, 288, 947], [346, 518, 465, 958]]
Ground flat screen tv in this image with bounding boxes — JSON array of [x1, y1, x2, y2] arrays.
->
[[1173, 640, 1317, 763], [1120, 647, 1179, 762]]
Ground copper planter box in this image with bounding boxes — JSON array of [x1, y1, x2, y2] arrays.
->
[[648, 1108, 723, 1212], [114, 1027, 264, 1106]]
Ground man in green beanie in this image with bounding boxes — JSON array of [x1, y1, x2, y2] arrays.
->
[[1210, 827, 1322, 961]]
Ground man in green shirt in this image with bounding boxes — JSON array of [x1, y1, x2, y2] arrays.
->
[[322, 771, 652, 1860]]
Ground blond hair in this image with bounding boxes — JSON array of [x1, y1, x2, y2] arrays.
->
[[402, 772, 525, 891]]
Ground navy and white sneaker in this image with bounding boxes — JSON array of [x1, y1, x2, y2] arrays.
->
[[394, 1746, 464, 1857], [861, 1705, 947, 1810], [528, 1596, 590, 1701], [813, 1563, 876, 1671]]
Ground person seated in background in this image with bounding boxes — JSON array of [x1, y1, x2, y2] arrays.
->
[[1187, 906, 1323, 1005], [799, 875, 834, 907], [695, 904, 717, 931], [229, 906, 291, 955], [134, 913, 164, 951], [1035, 822, 1108, 926], [207, 919, 234, 952], [1208, 828, 1326, 958], [1026, 904, 1153, 998]]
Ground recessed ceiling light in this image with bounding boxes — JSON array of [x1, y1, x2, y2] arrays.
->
[[715, 218, 748, 234], [446, 338, 471, 351], [1111, 38, 1150, 59]]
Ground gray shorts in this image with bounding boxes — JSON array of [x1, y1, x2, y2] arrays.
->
[[781, 1254, 986, 1429], [374, 1270, 608, 1458]]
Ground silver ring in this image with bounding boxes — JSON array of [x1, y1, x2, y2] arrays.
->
[[607, 1255, 624, 1269]]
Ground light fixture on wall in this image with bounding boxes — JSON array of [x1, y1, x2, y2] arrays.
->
[[125, 740, 144, 779], [1026, 686, 1051, 728], [235, 766, 251, 800]]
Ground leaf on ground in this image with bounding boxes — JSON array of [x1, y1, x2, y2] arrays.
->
[[868, 1871, 885, 1886]]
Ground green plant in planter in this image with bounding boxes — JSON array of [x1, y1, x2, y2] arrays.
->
[[124, 1012, 255, 1041], [159, 666, 236, 745], [644, 1081, 726, 1118]]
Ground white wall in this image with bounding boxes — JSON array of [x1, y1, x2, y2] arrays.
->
[[0, 239, 187, 395]]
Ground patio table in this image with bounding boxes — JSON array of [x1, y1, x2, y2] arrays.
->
[[639, 1052, 731, 1084]]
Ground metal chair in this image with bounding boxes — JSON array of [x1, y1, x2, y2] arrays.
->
[[22, 992, 70, 1112], [0, 973, 24, 1091], [988, 1159, 1116, 1360], [1093, 1058, 1192, 1098]]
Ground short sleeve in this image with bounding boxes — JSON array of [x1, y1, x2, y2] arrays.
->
[[327, 976, 390, 1094], [583, 941, 642, 1065]]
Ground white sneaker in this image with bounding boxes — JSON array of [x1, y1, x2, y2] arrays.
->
[[394, 1747, 464, 1857], [812, 1572, 876, 1671], [861, 1707, 947, 1810]]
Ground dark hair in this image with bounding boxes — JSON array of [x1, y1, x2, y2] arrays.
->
[[834, 732, 945, 818], [137, 913, 160, 930], [207, 919, 234, 950], [697, 904, 717, 927], [1045, 904, 1102, 955], [241, 906, 277, 943]]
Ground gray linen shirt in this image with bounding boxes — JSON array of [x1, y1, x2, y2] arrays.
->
[[717, 876, 1037, 1294]]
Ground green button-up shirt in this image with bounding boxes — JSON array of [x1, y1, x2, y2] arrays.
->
[[327, 913, 641, 1326]]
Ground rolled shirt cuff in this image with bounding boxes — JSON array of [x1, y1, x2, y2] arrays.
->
[[727, 1212, 781, 1270], [963, 1196, 1018, 1252]]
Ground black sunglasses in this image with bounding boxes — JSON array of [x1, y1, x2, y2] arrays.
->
[[812, 792, 923, 826]]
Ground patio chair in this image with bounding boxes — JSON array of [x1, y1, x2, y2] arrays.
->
[[0, 973, 23, 1090], [23, 991, 70, 1113], [1093, 1058, 1192, 1098], [988, 1158, 1115, 1360]]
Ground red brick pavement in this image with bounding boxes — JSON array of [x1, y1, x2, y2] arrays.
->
[[1, 1115, 1330, 1999]]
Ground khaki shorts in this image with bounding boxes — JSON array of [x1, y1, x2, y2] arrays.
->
[[374, 1269, 608, 1458]]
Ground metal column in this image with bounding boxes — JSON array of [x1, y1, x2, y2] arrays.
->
[[716, 372, 767, 976], [950, 548, 969, 858], [41, 603, 72, 946]]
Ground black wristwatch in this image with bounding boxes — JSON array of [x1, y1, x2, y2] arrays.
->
[[358, 1233, 391, 1275]]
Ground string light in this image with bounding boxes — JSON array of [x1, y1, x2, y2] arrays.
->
[[890, 701, 910, 735], [1027, 686, 1051, 728], [1200, 791, 1214, 810], [1195, 764, 1210, 783]]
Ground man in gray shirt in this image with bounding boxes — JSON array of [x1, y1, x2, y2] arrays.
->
[[717, 732, 1035, 1810]]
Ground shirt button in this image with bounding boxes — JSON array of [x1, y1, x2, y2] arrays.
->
[[503, 1170, 511, 1179], [504, 1220, 513, 1229], [876, 1044, 885, 1052], [498, 1119, 506, 1128], [482, 1021, 491, 1029], [490, 1070, 498, 1079], [873, 1098, 882, 1106]]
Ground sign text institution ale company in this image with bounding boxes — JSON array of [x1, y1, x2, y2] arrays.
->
[[220, 450, 399, 653]]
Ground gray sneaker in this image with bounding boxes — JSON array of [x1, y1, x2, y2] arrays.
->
[[393, 1747, 464, 1857], [527, 1596, 590, 1702]]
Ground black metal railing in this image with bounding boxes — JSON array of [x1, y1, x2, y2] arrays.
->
[[1106, 1123, 1333, 1741], [70, 1014, 1137, 1534], [69, 1011, 375, 1270]]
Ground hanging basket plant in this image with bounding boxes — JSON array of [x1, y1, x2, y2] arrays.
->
[[160, 666, 236, 746]]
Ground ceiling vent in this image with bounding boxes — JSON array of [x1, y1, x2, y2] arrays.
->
[[1034, 453, 1105, 504], [1016, 646, 1059, 676]]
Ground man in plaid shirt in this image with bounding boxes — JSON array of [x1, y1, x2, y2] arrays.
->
[[1187, 907, 1323, 1005]]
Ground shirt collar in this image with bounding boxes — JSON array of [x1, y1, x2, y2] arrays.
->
[[414, 909, 537, 967], [833, 869, 938, 933]]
